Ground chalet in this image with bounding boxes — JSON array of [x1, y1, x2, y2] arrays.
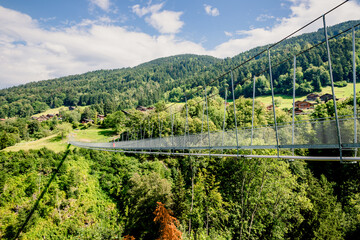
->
[[46, 114, 55, 118], [36, 115, 49, 122], [295, 108, 304, 115], [306, 93, 319, 101], [289, 108, 304, 115], [136, 105, 147, 111], [81, 118, 94, 124], [136, 106, 156, 112], [97, 114, 105, 121], [69, 106, 76, 111], [295, 101, 314, 110], [320, 93, 338, 102], [266, 105, 275, 111]]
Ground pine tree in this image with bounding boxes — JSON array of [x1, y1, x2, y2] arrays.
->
[[172, 169, 188, 222]]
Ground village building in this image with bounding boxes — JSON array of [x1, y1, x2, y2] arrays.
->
[[136, 105, 156, 112], [136, 105, 147, 111], [288, 108, 304, 115], [306, 93, 319, 101], [69, 106, 76, 111], [97, 114, 105, 121], [320, 93, 338, 102], [295, 101, 314, 110], [295, 108, 304, 115], [36, 115, 49, 122], [266, 105, 276, 111], [81, 118, 94, 124]]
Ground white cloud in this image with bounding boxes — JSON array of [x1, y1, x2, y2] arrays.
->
[[132, 3, 184, 34], [90, 0, 110, 11], [204, 4, 219, 17], [1, 0, 360, 89], [224, 31, 233, 37], [256, 14, 275, 22], [210, 0, 360, 58], [0, 6, 203, 88], [132, 3, 164, 17], [145, 10, 184, 34]]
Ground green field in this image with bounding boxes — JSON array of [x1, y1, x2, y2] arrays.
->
[[2, 134, 71, 153], [32, 105, 87, 118], [31, 106, 67, 118], [72, 126, 117, 143], [253, 83, 360, 108], [2, 125, 117, 153]]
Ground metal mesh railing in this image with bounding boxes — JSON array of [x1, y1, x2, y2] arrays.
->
[[70, 117, 360, 151]]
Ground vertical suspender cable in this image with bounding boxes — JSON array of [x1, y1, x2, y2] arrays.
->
[[150, 121, 153, 139], [131, 127, 133, 141], [323, 15, 343, 163], [251, 76, 256, 155], [222, 89, 228, 153], [171, 107, 174, 153], [162, 117, 165, 148], [292, 56, 296, 157], [184, 97, 189, 151], [158, 113, 162, 150], [230, 70, 239, 158], [353, 27, 357, 157], [143, 121, 145, 140], [183, 99, 186, 151], [268, 48, 280, 157], [142, 122, 145, 149], [158, 113, 162, 139], [150, 120, 154, 151], [140, 124, 142, 141], [147, 120, 149, 149], [205, 87, 211, 156], [201, 90, 206, 147]]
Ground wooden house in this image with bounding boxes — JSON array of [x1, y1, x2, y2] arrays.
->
[[295, 101, 314, 110], [266, 105, 276, 111], [306, 93, 319, 101], [136, 106, 156, 112], [320, 93, 338, 102], [81, 118, 94, 124], [136, 105, 147, 111]]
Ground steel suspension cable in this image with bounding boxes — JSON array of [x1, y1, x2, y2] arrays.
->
[[323, 15, 343, 163]]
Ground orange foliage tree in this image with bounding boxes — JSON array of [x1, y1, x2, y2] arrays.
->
[[123, 235, 135, 240], [153, 202, 182, 240]]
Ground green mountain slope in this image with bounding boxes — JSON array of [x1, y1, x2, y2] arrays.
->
[[0, 20, 359, 118]]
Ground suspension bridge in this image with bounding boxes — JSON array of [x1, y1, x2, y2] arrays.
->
[[70, 0, 360, 163]]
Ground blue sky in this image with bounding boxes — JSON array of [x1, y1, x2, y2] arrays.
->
[[0, 0, 359, 88]]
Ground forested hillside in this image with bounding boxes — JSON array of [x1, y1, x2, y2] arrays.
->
[[1, 20, 360, 119], [1, 19, 360, 240], [1, 86, 360, 239], [1, 146, 360, 239]]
